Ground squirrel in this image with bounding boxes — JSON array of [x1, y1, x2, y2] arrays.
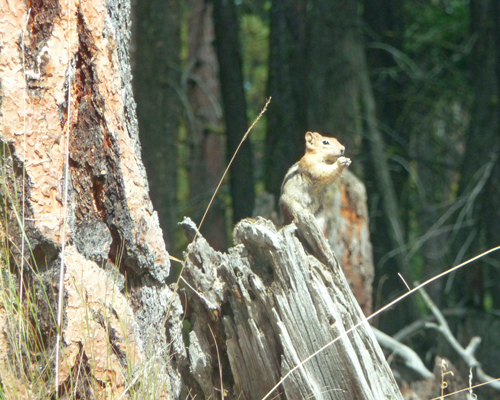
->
[[280, 131, 351, 225]]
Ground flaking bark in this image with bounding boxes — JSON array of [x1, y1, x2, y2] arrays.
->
[[0, 0, 184, 397]]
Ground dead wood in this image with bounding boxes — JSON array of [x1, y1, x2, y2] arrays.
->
[[419, 288, 500, 391], [180, 214, 403, 400]]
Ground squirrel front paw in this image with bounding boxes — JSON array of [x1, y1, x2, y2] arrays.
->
[[338, 156, 351, 167]]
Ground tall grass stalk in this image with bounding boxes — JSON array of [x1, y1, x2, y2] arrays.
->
[[54, 0, 74, 391]]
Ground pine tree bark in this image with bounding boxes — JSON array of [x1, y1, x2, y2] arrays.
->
[[0, 0, 183, 397]]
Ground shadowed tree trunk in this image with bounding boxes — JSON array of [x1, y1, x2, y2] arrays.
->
[[186, 0, 228, 251], [265, 0, 308, 202], [212, 0, 255, 224], [306, 0, 411, 332], [358, 50, 417, 332], [131, 0, 181, 251], [0, 0, 184, 397], [363, 0, 412, 291], [450, 0, 500, 309], [491, 0, 500, 309], [306, 0, 362, 155]]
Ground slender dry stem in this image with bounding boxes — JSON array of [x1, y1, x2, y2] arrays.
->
[[165, 97, 271, 318], [55, 0, 73, 392], [429, 376, 500, 399], [19, 7, 32, 351], [209, 324, 224, 400]]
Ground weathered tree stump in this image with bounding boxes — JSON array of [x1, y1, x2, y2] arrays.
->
[[180, 213, 403, 400]]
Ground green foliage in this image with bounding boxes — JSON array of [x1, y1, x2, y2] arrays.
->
[[404, 0, 472, 104], [402, 0, 473, 220]]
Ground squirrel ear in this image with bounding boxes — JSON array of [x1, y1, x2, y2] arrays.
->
[[305, 132, 314, 144]]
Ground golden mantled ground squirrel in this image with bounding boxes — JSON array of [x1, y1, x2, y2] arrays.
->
[[280, 131, 351, 225]]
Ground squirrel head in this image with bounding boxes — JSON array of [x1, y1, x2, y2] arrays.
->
[[304, 132, 345, 164]]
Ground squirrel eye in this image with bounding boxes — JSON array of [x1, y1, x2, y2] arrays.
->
[[322, 139, 330, 145]]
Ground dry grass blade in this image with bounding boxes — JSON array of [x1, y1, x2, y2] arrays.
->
[[19, 7, 31, 350], [55, 0, 73, 393], [165, 98, 271, 318], [398, 272, 410, 291], [429, 376, 500, 399], [197, 97, 271, 235], [208, 324, 224, 400]]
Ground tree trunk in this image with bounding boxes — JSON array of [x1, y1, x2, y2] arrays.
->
[[180, 214, 403, 400], [322, 170, 374, 316], [362, 0, 420, 297], [265, 0, 307, 202], [357, 47, 419, 333], [212, 0, 255, 224], [0, 0, 183, 397], [450, 0, 500, 309], [306, 0, 362, 156], [186, 0, 228, 251], [131, 0, 181, 252], [359, 49, 406, 274]]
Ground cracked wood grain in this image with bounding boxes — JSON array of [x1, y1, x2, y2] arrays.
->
[[180, 215, 403, 400]]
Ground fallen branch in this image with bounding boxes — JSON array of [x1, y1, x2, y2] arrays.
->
[[371, 326, 433, 380], [418, 288, 500, 391]]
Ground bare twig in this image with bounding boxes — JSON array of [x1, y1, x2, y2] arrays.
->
[[393, 308, 470, 342], [371, 326, 433, 380]]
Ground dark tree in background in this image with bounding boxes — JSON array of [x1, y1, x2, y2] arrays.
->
[[131, 0, 181, 252], [362, 0, 418, 332], [450, 0, 500, 309], [363, 0, 406, 279], [186, 0, 228, 251], [265, 0, 307, 201], [306, 0, 362, 153], [212, 0, 255, 224]]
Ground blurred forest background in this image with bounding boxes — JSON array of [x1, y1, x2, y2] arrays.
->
[[130, 0, 500, 376]]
